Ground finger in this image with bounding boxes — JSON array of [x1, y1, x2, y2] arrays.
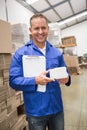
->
[[41, 70, 49, 75], [44, 77, 55, 82]]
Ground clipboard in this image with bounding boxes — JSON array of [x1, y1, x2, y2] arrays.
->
[[22, 55, 46, 92]]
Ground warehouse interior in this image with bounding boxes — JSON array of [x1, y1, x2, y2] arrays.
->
[[0, 0, 87, 130]]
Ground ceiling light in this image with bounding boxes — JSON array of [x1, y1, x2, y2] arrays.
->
[[58, 11, 87, 25], [26, 0, 39, 5]]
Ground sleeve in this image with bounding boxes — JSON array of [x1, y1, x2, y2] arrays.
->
[[9, 52, 37, 92], [59, 53, 71, 86]]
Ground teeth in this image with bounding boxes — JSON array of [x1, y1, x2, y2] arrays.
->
[[38, 36, 43, 38]]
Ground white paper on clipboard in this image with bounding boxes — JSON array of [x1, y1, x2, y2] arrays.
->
[[22, 55, 46, 92]]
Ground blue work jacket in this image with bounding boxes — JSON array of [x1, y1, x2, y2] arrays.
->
[[9, 40, 71, 116]]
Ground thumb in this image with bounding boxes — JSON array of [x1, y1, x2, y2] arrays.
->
[[41, 70, 49, 75]]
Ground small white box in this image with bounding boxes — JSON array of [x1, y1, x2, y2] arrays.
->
[[50, 67, 68, 79]]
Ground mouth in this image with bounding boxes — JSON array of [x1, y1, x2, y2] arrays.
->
[[38, 34, 46, 39]]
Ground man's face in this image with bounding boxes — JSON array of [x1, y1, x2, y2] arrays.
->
[[29, 17, 49, 45]]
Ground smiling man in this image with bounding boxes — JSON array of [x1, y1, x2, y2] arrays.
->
[[9, 14, 71, 130], [29, 14, 49, 48]]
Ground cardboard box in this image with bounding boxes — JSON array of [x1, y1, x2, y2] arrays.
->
[[0, 19, 13, 53], [61, 36, 77, 47], [0, 53, 12, 70], [64, 54, 79, 67], [50, 67, 68, 79]]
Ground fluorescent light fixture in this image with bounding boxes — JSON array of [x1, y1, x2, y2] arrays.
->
[[26, 0, 39, 5], [58, 11, 87, 25]]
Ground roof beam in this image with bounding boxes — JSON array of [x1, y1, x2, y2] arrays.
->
[[40, 0, 70, 13], [61, 19, 87, 30], [57, 9, 87, 22], [45, 0, 62, 19]]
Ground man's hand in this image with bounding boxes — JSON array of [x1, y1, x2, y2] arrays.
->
[[58, 76, 69, 84], [35, 71, 55, 85]]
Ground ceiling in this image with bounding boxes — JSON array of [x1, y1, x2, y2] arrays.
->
[[16, 0, 87, 30]]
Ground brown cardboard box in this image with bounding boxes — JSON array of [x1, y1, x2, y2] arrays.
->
[[61, 36, 77, 47], [0, 19, 13, 53], [10, 114, 28, 130], [0, 53, 12, 70], [64, 54, 79, 67], [0, 117, 10, 130]]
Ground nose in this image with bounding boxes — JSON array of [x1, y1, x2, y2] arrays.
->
[[39, 28, 43, 34]]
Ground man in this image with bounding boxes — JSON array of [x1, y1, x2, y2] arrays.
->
[[9, 14, 71, 130]]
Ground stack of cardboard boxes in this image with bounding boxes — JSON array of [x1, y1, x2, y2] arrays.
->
[[0, 20, 28, 130], [61, 36, 80, 74], [64, 54, 80, 74], [11, 23, 29, 52], [47, 23, 62, 47]]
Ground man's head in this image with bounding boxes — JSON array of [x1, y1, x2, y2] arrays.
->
[[30, 14, 48, 26], [29, 14, 49, 47]]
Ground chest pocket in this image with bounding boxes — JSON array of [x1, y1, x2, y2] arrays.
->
[[46, 57, 59, 70]]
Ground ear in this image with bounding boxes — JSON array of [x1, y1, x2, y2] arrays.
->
[[29, 27, 32, 33]]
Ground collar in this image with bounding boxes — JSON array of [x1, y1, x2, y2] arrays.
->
[[25, 39, 52, 48]]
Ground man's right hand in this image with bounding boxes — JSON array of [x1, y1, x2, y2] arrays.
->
[[35, 71, 55, 85]]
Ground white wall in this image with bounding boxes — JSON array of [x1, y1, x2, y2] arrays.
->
[[0, 0, 34, 27], [0, 0, 6, 21], [61, 21, 87, 56]]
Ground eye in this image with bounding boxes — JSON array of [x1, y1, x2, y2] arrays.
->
[[34, 27, 39, 30], [42, 27, 46, 30]]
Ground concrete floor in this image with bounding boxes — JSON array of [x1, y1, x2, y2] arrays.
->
[[61, 68, 87, 130]]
